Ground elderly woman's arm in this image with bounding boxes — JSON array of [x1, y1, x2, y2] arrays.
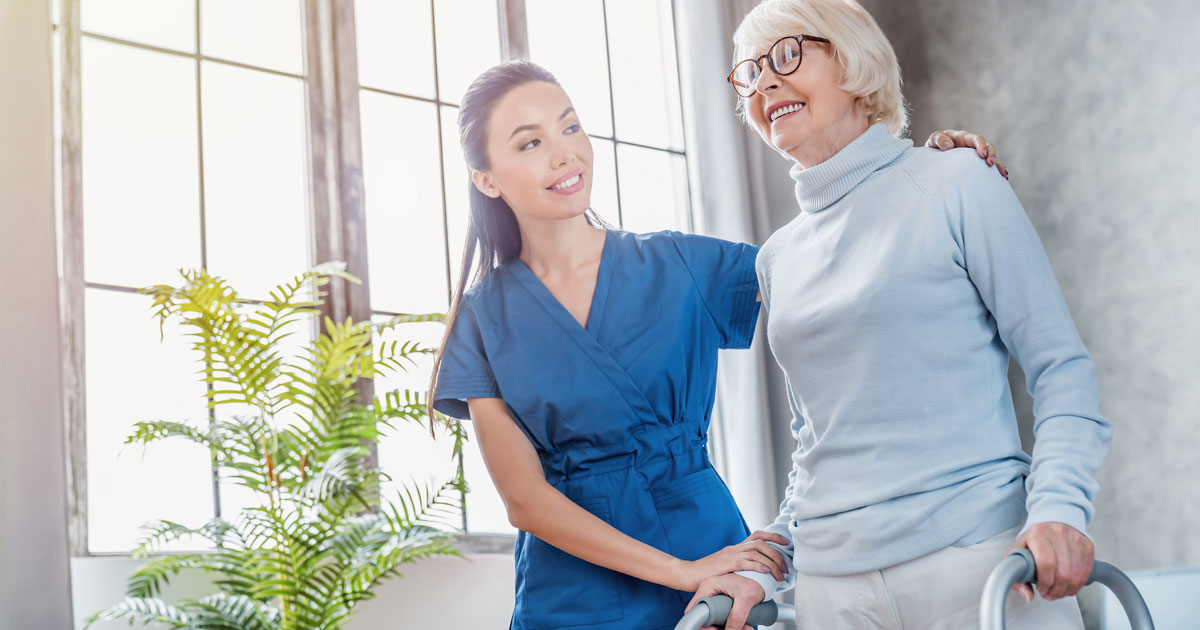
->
[[952, 155, 1113, 600]]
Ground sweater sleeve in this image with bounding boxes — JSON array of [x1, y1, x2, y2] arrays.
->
[[951, 156, 1113, 537], [733, 379, 803, 601]]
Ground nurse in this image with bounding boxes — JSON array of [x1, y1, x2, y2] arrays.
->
[[429, 59, 1001, 630]]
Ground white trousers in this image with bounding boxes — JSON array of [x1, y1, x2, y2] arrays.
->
[[789, 526, 1084, 629]]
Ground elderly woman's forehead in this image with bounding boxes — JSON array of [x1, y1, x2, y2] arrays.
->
[[740, 32, 815, 60], [743, 37, 783, 57]]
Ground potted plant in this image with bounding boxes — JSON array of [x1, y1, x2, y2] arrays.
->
[[86, 262, 465, 629]]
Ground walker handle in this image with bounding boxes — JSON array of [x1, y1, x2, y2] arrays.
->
[[673, 595, 779, 630], [979, 548, 1155, 630]]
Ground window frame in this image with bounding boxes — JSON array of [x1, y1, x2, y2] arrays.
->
[[58, 0, 695, 557]]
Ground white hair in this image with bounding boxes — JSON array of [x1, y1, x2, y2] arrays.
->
[[733, 0, 909, 136]]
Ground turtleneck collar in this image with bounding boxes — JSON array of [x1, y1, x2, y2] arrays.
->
[[788, 122, 913, 214]]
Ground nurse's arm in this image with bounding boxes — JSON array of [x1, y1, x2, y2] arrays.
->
[[466, 397, 787, 592]]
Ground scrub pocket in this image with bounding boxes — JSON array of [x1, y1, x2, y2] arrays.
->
[[513, 497, 626, 629], [650, 467, 749, 602]]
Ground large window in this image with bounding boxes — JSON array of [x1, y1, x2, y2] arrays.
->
[[57, 0, 693, 553], [58, 0, 313, 553]]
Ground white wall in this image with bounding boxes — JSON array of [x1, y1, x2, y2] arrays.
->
[[0, 0, 76, 626]]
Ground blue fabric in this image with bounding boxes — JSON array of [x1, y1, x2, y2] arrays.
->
[[433, 229, 761, 630]]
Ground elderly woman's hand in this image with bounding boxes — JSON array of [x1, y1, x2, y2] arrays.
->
[[1005, 521, 1095, 602], [685, 573, 766, 630], [925, 129, 1010, 179]]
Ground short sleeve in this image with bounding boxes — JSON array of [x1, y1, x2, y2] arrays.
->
[[666, 231, 761, 349], [431, 296, 502, 419]]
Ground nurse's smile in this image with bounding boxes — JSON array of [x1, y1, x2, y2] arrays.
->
[[546, 169, 585, 195]]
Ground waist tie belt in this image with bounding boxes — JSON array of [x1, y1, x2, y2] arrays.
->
[[539, 421, 708, 485]]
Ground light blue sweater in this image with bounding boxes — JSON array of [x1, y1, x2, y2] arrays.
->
[[738, 123, 1112, 598]]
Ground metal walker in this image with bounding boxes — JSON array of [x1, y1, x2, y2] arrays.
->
[[675, 549, 1155, 629]]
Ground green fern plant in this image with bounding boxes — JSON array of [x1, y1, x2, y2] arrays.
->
[[85, 262, 466, 630]]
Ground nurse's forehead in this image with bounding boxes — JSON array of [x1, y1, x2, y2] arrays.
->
[[492, 82, 573, 127]]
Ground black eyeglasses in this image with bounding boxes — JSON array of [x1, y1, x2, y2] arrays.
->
[[727, 34, 831, 98]]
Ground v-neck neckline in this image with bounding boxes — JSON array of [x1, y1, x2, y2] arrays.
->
[[511, 229, 616, 338]]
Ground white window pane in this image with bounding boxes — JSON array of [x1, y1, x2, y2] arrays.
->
[[379, 421, 462, 528], [605, 0, 685, 151], [81, 39, 202, 288], [433, 0, 501, 105], [201, 62, 310, 302], [589, 137, 619, 226], [360, 91, 449, 314], [616, 145, 688, 234], [85, 288, 213, 552], [441, 105, 470, 287], [373, 318, 442, 403], [201, 0, 304, 75], [462, 420, 515, 534], [82, 0, 195, 53], [355, 0, 434, 98], [373, 316, 462, 528], [526, 0, 613, 137]]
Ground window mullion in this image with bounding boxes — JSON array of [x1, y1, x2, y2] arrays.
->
[[497, 0, 529, 61], [304, 0, 377, 477], [599, 0, 624, 228], [306, 0, 370, 327], [59, 0, 88, 557]]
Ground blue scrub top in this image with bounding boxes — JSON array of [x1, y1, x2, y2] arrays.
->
[[433, 229, 761, 630]]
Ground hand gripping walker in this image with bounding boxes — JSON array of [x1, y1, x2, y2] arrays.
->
[[674, 549, 1155, 629]]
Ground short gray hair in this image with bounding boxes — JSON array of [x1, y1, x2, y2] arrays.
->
[[733, 0, 909, 136]]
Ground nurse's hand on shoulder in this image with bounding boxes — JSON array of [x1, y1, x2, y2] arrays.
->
[[925, 129, 1010, 179], [1005, 521, 1095, 602], [672, 531, 789, 592], [684, 573, 765, 630]]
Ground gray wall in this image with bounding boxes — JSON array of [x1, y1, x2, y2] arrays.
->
[[868, 0, 1200, 574], [0, 0, 76, 626], [748, 0, 1200, 578]]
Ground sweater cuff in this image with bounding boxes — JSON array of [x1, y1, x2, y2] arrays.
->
[[733, 569, 779, 603], [1021, 504, 1092, 542]]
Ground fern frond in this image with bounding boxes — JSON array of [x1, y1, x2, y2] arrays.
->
[[84, 597, 190, 629], [372, 312, 444, 330]]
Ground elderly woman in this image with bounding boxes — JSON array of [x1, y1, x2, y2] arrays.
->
[[688, 1, 1112, 628]]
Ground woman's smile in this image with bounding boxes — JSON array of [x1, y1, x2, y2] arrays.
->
[[767, 100, 807, 124], [547, 169, 585, 195]]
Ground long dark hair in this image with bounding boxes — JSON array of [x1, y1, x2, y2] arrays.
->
[[427, 59, 609, 425]]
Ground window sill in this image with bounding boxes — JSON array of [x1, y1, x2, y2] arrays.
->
[[75, 532, 517, 559]]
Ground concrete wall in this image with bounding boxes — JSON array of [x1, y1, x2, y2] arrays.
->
[[865, 0, 1200, 576], [0, 0, 76, 627]]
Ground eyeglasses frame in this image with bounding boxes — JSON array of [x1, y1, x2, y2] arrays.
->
[[726, 34, 832, 97]]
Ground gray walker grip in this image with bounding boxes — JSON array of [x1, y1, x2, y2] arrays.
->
[[673, 595, 778, 630], [979, 548, 1155, 629]]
